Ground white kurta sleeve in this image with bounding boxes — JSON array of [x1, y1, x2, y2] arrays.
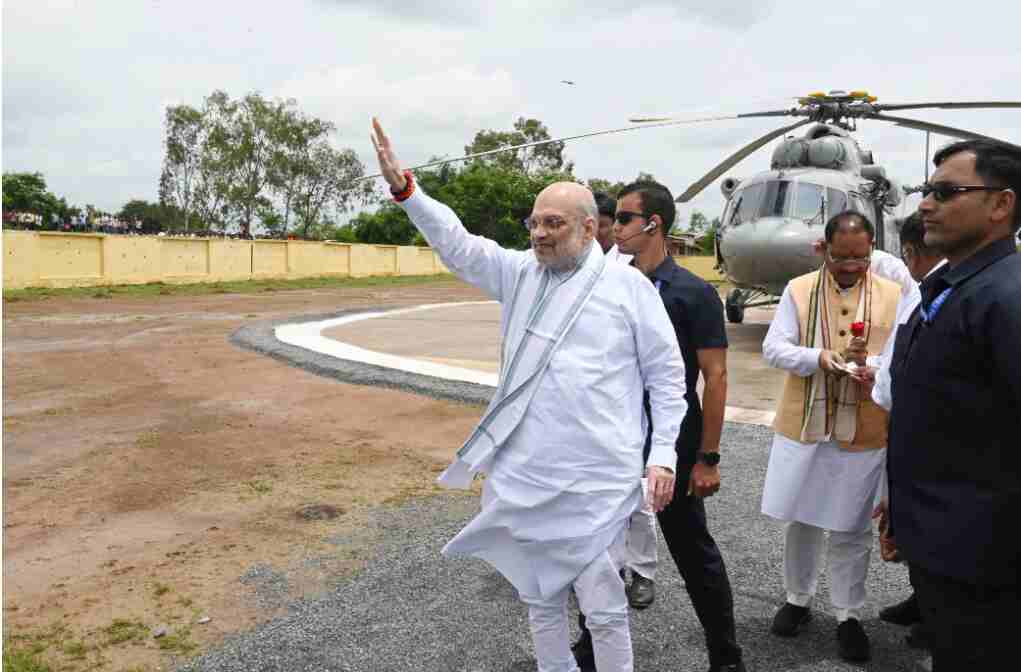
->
[[632, 278, 688, 471], [399, 188, 525, 301], [871, 286, 920, 411], [871, 249, 915, 297], [762, 286, 821, 377]]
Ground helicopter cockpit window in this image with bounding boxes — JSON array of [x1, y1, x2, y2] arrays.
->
[[827, 188, 848, 219], [731, 182, 765, 225], [791, 183, 825, 222], [759, 180, 790, 217]]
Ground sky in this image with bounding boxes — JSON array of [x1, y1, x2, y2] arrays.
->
[[4, 0, 1021, 226]]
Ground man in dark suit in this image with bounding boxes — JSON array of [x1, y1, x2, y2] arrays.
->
[[888, 138, 1021, 669], [573, 181, 745, 672]]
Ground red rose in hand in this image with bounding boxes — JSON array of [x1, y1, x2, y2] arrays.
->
[[851, 321, 866, 338]]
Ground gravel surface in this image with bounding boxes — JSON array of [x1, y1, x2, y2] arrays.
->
[[179, 423, 929, 672], [201, 312, 931, 671]]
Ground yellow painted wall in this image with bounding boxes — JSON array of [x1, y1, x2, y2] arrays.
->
[[396, 246, 437, 276], [3, 231, 40, 288], [39, 233, 103, 281], [105, 236, 161, 285], [210, 240, 254, 280], [675, 255, 725, 282], [2, 232, 452, 289], [323, 243, 352, 276], [252, 241, 288, 277], [286, 241, 327, 276], [161, 239, 209, 278], [350, 244, 397, 278]]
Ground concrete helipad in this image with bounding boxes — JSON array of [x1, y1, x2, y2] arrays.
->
[[276, 300, 783, 427]]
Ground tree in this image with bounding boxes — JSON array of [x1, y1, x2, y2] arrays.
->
[[159, 104, 204, 231], [288, 142, 371, 239], [688, 210, 709, 232], [2, 172, 74, 227], [465, 118, 571, 175]]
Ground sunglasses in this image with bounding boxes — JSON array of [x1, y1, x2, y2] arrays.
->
[[920, 183, 1007, 203], [614, 211, 647, 225]]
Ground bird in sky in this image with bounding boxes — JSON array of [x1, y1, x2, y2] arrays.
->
[[560, 80, 575, 85]]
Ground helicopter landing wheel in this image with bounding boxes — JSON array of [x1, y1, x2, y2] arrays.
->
[[726, 289, 745, 324]]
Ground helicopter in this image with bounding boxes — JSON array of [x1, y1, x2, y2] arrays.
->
[[360, 90, 1021, 323], [634, 90, 1021, 322]]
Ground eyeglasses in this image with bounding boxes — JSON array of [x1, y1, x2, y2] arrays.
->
[[826, 250, 872, 267], [522, 215, 571, 232], [920, 183, 1007, 203], [614, 211, 647, 225]]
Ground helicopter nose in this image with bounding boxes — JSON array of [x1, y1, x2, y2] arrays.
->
[[719, 217, 822, 291]]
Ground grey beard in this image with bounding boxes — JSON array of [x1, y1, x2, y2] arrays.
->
[[542, 240, 592, 273]]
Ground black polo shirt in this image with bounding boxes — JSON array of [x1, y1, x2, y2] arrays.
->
[[888, 236, 1021, 586], [641, 256, 729, 466]]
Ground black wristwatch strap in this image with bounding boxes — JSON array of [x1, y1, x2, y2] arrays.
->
[[696, 451, 720, 466]]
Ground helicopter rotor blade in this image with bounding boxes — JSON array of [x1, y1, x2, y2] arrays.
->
[[868, 112, 1019, 146], [629, 109, 796, 124], [674, 119, 814, 203], [358, 114, 740, 182], [873, 101, 1021, 113]]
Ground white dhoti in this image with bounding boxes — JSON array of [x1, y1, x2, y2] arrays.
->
[[623, 477, 657, 580], [522, 550, 632, 672], [761, 436, 885, 621]]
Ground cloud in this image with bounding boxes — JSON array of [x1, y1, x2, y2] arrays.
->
[[3, 0, 1020, 216]]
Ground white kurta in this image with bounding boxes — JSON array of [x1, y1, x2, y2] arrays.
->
[[400, 189, 688, 600], [870, 249, 915, 297], [760, 285, 886, 532], [605, 244, 633, 265], [872, 259, 947, 411]]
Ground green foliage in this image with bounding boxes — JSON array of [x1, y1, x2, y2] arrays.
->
[[464, 117, 571, 175], [352, 161, 573, 249], [159, 90, 370, 237], [2, 172, 73, 227], [2, 642, 52, 672]]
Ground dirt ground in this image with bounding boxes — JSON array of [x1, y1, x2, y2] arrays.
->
[[2, 279, 490, 671]]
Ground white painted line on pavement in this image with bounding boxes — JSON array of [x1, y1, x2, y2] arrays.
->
[[276, 301, 774, 427]]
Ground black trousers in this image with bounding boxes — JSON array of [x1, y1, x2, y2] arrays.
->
[[657, 468, 742, 667], [578, 466, 742, 667], [910, 563, 1019, 670]]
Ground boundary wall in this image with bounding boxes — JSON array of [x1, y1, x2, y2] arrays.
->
[[3, 230, 723, 289], [2, 231, 450, 289]]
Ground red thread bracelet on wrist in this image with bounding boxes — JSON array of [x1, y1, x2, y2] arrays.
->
[[391, 170, 415, 202]]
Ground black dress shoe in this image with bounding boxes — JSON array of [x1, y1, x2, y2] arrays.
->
[[770, 603, 811, 637], [905, 622, 932, 650], [878, 593, 921, 626], [836, 618, 871, 662], [626, 574, 655, 609], [571, 629, 596, 672]]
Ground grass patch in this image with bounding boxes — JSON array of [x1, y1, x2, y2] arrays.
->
[[3, 274, 455, 303], [152, 582, 171, 598], [1, 643, 52, 672], [103, 618, 148, 646], [243, 479, 273, 496], [61, 640, 88, 660], [156, 628, 196, 654]]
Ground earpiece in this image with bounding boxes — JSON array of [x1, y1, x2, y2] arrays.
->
[[642, 220, 657, 233]]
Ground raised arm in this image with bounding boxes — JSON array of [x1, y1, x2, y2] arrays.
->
[[371, 118, 524, 300]]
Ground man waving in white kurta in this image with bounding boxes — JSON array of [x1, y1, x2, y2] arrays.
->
[[761, 211, 900, 664], [371, 119, 688, 672]]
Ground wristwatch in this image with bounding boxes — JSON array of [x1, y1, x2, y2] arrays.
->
[[695, 451, 721, 467]]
